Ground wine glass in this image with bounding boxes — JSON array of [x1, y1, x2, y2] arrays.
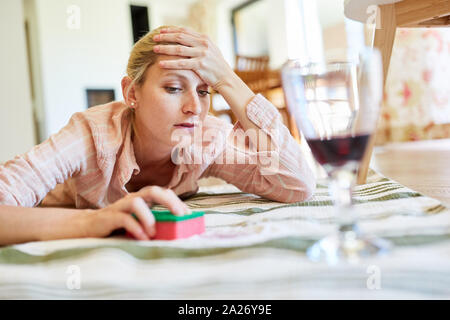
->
[[281, 47, 391, 264]]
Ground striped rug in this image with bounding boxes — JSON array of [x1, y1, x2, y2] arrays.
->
[[1, 169, 449, 299]]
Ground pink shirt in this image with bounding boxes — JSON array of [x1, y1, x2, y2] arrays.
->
[[0, 94, 315, 208]]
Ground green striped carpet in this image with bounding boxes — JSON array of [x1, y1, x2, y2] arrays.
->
[[1, 169, 449, 299]]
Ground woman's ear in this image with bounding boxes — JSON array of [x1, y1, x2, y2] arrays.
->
[[121, 76, 138, 109]]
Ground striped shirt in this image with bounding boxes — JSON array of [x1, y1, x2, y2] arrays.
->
[[0, 94, 315, 208]]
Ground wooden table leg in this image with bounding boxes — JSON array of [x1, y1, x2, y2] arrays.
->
[[357, 3, 397, 184]]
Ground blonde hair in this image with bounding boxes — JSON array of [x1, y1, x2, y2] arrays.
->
[[125, 25, 175, 100]]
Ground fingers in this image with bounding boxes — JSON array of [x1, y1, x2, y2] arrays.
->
[[111, 211, 149, 241], [159, 58, 200, 70], [154, 44, 202, 58], [160, 26, 203, 38], [154, 32, 207, 48], [114, 196, 156, 238], [99, 186, 191, 241], [137, 186, 191, 216]]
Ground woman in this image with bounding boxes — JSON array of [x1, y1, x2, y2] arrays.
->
[[0, 26, 315, 245]]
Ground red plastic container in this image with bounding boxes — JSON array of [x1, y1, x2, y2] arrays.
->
[[127, 210, 205, 240]]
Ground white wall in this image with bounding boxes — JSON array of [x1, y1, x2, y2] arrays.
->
[[266, 0, 290, 69], [24, 0, 48, 143], [0, 0, 362, 163], [24, 0, 306, 140], [148, 0, 198, 29], [27, 0, 205, 140], [29, 0, 134, 139], [234, 0, 269, 56], [317, 0, 365, 61], [316, 0, 345, 29], [214, 0, 247, 68], [0, 0, 36, 163], [215, 0, 290, 70]]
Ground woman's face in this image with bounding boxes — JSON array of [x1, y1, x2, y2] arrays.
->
[[133, 55, 211, 148]]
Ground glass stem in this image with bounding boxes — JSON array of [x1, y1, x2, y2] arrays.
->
[[328, 167, 358, 235]]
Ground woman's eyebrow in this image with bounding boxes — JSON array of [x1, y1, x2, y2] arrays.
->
[[161, 72, 207, 87], [161, 72, 188, 81]]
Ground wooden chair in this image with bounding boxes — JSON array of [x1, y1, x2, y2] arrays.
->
[[345, 0, 450, 184], [234, 69, 301, 143], [235, 55, 270, 71], [210, 55, 301, 142], [209, 56, 269, 124], [208, 92, 237, 124]]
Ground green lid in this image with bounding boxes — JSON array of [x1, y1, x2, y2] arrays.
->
[[132, 210, 204, 222]]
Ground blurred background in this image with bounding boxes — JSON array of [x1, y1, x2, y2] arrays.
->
[[0, 0, 449, 164]]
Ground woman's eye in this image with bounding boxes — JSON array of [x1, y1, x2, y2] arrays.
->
[[165, 87, 182, 93], [198, 90, 211, 97]]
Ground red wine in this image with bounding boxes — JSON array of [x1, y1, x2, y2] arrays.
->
[[307, 134, 370, 166]]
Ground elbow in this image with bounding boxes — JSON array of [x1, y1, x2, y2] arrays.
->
[[281, 182, 316, 203], [293, 180, 316, 203], [288, 164, 317, 203], [277, 174, 317, 203], [265, 156, 317, 203], [250, 164, 317, 203], [261, 177, 316, 204], [298, 170, 317, 202]]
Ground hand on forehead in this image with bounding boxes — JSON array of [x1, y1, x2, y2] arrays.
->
[[151, 56, 208, 87]]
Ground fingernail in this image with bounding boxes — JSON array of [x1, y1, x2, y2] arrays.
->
[[154, 45, 160, 52], [160, 28, 167, 33], [153, 35, 160, 41]]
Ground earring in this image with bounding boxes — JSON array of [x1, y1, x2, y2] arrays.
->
[[131, 102, 135, 107]]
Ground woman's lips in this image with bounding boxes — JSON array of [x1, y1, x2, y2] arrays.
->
[[174, 123, 195, 128], [175, 122, 196, 128], [174, 123, 197, 131]]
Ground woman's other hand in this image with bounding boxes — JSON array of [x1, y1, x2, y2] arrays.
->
[[153, 26, 234, 92], [83, 186, 191, 240]]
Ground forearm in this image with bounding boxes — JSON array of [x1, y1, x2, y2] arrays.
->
[[0, 205, 89, 246], [214, 71, 274, 151]]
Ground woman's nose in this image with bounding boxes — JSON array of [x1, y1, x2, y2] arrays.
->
[[182, 92, 202, 115]]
